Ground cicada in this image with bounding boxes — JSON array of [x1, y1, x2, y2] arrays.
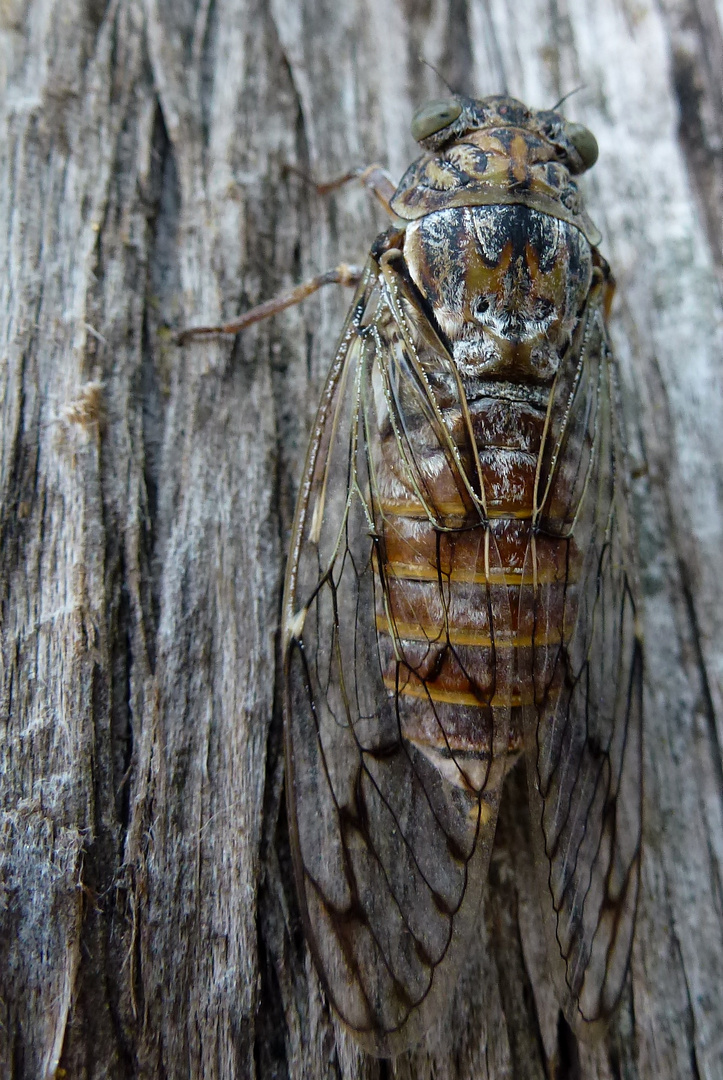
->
[[183, 94, 643, 1057]]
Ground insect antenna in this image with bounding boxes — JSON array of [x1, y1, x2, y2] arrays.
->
[[551, 85, 587, 112], [418, 56, 458, 96]]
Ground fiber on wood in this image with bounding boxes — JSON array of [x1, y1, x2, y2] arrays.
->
[[1, 1, 722, 1077]]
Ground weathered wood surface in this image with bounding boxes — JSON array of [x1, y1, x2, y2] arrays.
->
[[1, 1, 723, 1077]]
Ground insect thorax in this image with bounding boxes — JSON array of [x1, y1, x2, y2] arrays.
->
[[403, 205, 593, 381]]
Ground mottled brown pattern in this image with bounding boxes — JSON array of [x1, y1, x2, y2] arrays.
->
[[283, 95, 641, 1054], [370, 201, 590, 771], [392, 104, 602, 244]]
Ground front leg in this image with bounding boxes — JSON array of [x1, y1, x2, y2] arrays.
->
[[286, 162, 399, 218], [176, 164, 400, 344], [176, 264, 363, 343]]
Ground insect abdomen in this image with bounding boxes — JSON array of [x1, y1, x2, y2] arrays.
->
[[372, 204, 590, 789], [374, 399, 580, 788]]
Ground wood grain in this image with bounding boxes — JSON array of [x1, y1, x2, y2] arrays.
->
[[1, 0, 722, 1076]]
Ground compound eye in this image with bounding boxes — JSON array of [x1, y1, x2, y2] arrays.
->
[[411, 99, 462, 142], [566, 122, 599, 169]]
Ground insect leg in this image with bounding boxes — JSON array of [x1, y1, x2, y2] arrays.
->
[[176, 264, 363, 344], [286, 162, 398, 217]]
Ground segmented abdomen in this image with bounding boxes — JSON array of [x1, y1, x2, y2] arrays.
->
[[373, 389, 579, 792]]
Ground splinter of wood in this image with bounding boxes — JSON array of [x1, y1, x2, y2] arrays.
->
[[176, 264, 363, 344]]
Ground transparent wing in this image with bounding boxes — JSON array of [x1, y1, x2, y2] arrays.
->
[[283, 252, 510, 1055], [519, 266, 643, 1028]]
